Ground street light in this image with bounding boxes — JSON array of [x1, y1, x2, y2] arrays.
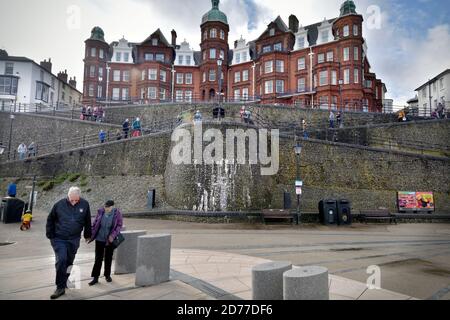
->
[[294, 143, 303, 225], [105, 64, 111, 107], [7, 114, 15, 160], [217, 57, 223, 105]]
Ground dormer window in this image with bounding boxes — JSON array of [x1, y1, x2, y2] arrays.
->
[[297, 36, 305, 49], [263, 45, 271, 53], [116, 52, 121, 62], [274, 43, 282, 51], [321, 30, 329, 43], [343, 25, 349, 37], [269, 28, 275, 36], [152, 38, 158, 46]]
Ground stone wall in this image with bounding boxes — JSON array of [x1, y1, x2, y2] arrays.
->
[[103, 103, 397, 128], [1, 121, 448, 213], [315, 119, 450, 157], [0, 112, 121, 159]]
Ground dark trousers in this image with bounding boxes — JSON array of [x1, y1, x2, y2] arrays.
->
[[51, 238, 80, 290], [91, 241, 115, 278]]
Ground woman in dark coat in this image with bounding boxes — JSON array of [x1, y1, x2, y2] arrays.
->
[[88, 200, 123, 285]]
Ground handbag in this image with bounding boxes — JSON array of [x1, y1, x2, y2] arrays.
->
[[111, 232, 125, 249]]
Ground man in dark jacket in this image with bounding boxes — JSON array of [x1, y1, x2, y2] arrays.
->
[[46, 187, 92, 299]]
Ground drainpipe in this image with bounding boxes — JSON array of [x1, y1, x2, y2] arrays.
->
[[171, 65, 176, 103], [252, 62, 256, 101], [308, 47, 314, 108]]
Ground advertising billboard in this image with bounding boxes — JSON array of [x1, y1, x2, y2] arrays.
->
[[398, 192, 435, 212]]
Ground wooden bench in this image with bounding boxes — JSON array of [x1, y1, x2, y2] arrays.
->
[[261, 209, 295, 224], [359, 210, 397, 224]]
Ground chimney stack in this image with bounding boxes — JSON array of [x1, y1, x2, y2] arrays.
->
[[40, 58, 52, 73], [69, 76, 77, 88], [57, 70, 68, 83], [289, 15, 299, 33], [171, 29, 177, 47]]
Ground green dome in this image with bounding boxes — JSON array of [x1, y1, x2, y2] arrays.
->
[[90, 26, 106, 42], [340, 0, 357, 16], [202, 0, 228, 25]]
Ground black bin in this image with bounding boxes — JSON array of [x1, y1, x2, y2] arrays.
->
[[1, 198, 25, 224], [283, 192, 292, 210], [337, 199, 352, 225], [319, 199, 337, 225]]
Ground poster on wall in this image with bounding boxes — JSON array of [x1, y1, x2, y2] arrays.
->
[[398, 192, 435, 212]]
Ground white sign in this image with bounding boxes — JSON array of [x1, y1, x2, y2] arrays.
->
[[296, 187, 302, 195]]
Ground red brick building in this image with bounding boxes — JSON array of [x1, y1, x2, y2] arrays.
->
[[82, 0, 386, 112]]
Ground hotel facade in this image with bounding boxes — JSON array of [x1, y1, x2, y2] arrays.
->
[[82, 0, 386, 112]]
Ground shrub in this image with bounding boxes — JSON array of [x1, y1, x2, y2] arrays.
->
[[54, 174, 69, 185], [42, 181, 55, 191], [68, 173, 81, 182]]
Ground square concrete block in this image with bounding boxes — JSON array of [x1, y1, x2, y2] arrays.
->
[[135, 234, 172, 287], [114, 230, 147, 275]]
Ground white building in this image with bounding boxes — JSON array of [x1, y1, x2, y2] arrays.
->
[[231, 37, 251, 65], [415, 69, 450, 116], [175, 40, 196, 66], [0, 50, 81, 111]]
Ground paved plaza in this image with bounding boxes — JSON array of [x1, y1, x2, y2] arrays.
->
[[0, 210, 449, 300]]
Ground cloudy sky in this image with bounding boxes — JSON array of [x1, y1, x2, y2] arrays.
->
[[0, 0, 449, 105]]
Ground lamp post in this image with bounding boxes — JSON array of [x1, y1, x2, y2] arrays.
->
[[294, 143, 303, 225], [105, 64, 111, 107], [217, 56, 223, 105], [171, 65, 176, 103], [7, 114, 15, 160]]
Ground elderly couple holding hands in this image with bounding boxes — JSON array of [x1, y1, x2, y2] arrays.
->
[[46, 187, 124, 300]]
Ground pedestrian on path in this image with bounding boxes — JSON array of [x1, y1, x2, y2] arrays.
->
[[122, 119, 130, 139], [132, 117, 142, 137], [17, 143, 27, 160], [99, 130, 106, 144], [46, 187, 92, 300], [88, 200, 123, 286], [329, 111, 336, 129], [28, 141, 36, 157]]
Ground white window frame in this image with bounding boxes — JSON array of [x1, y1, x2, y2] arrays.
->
[[234, 71, 241, 83], [331, 70, 337, 85], [185, 73, 193, 85], [354, 47, 359, 61], [265, 80, 273, 94], [354, 69, 359, 84], [242, 70, 249, 82], [148, 69, 157, 81], [343, 25, 349, 37], [148, 87, 157, 99], [265, 61, 273, 74], [344, 69, 350, 85], [177, 73, 184, 85], [276, 60, 284, 73], [123, 70, 130, 82], [298, 57, 306, 70], [327, 51, 334, 62], [113, 70, 121, 82], [343, 47, 350, 61], [298, 78, 306, 92], [160, 70, 167, 82], [318, 53, 325, 64], [319, 71, 328, 86], [276, 80, 284, 93]]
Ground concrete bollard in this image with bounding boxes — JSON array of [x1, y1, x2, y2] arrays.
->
[[135, 234, 172, 287], [252, 261, 292, 300], [283, 266, 329, 300], [114, 230, 147, 275]]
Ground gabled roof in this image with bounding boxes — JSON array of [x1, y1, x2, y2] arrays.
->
[[140, 29, 172, 47], [256, 16, 291, 41], [415, 69, 450, 91]]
